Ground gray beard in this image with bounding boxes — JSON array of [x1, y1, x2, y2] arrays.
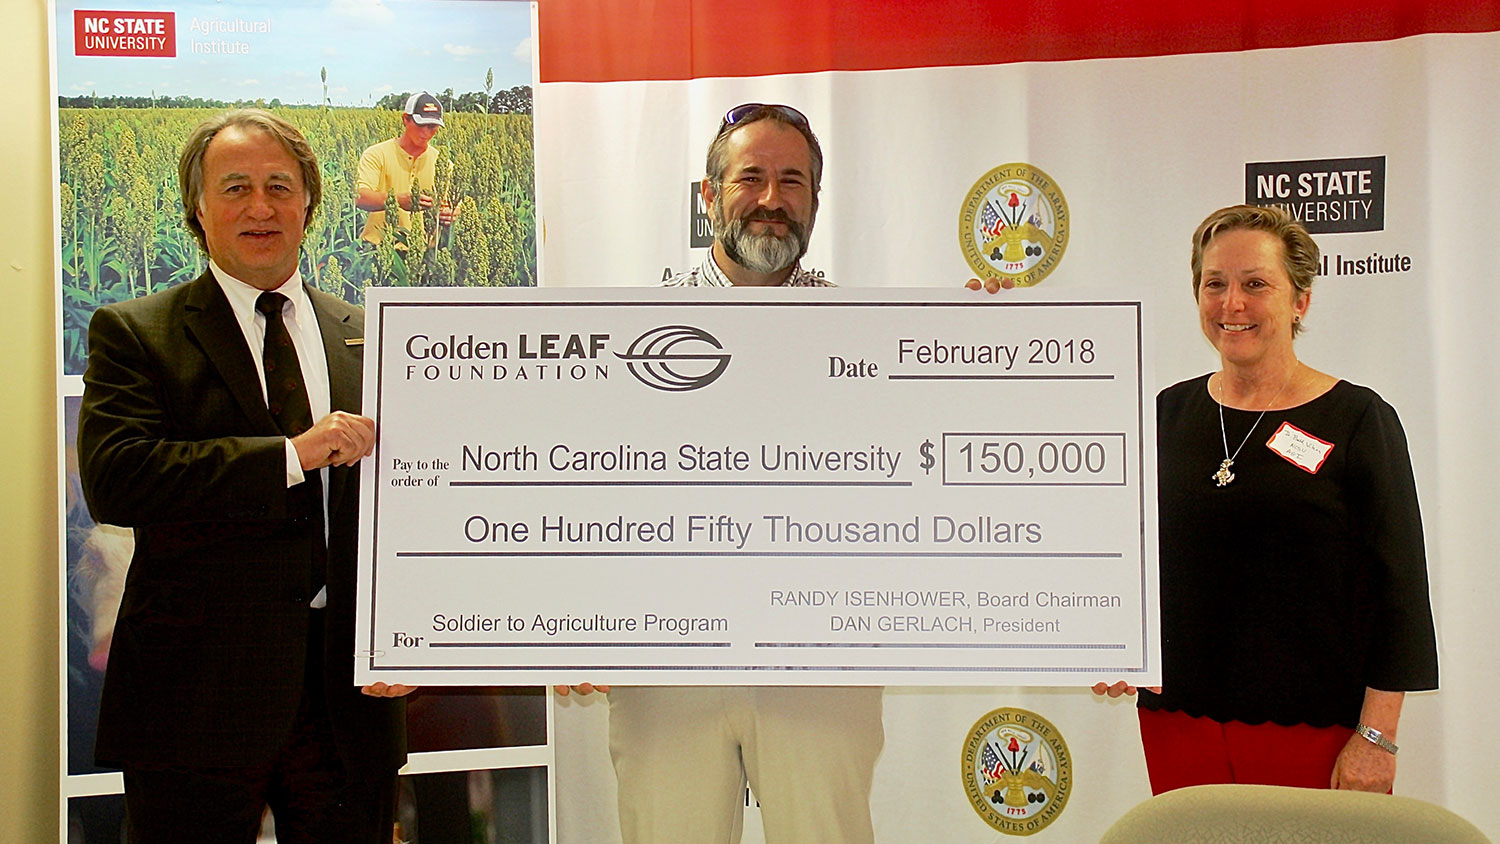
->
[[712, 201, 812, 276]]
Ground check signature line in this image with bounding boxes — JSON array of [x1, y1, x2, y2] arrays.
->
[[755, 642, 1127, 650]]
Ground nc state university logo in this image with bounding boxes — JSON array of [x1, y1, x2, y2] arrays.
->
[[74, 10, 176, 57]]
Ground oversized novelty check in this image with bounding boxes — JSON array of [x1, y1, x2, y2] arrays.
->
[[355, 287, 1158, 686]]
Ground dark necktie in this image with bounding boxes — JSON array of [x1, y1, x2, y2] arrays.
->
[[255, 291, 326, 592], [256, 291, 314, 437]]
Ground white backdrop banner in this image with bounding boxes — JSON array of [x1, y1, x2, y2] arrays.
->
[[533, 2, 1500, 841]]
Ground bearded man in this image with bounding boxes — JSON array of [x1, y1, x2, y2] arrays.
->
[[563, 104, 884, 844], [665, 104, 830, 288]]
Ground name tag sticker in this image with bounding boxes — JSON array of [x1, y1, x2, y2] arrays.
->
[[1266, 421, 1334, 474]]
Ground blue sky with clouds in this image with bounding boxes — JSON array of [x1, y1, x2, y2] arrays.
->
[[56, 0, 533, 106]]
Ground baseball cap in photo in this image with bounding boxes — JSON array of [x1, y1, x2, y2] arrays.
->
[[404, 92, 445, 126]]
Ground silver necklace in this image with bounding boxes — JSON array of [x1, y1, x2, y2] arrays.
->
[[1212, 370, 1294, 487]]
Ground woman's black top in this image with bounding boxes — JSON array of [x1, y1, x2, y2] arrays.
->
[[1140, 375, 1438, 728]]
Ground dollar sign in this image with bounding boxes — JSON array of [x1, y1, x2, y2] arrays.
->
[[920, 439, 935, 474]]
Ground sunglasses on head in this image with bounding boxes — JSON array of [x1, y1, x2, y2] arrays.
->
[[717, 103, 810, 136]]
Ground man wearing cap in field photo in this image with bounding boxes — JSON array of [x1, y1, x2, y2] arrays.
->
[[356, 90, 456, 247]]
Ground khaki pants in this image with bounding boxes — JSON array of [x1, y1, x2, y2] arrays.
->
[[608, 686, 884, 844]]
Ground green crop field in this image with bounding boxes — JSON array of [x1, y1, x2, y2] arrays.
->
[[58, 106, 535, 373]]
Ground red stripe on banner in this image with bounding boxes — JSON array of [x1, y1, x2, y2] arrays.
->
[[539, 0, 1500, 82]]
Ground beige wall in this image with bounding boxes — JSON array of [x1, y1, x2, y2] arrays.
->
[[2, 1, 60, 839]]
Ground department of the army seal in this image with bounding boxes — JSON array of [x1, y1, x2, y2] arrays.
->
[[961, 706, 1072, 836], [959, 163, 1069, 287]]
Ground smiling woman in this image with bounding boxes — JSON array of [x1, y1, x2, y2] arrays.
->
[[1112, 205, 1439, 797]]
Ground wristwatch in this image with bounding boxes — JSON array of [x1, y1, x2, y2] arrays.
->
[[1354, 723, 1398, 755]]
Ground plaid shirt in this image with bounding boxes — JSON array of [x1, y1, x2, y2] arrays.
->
[[664, 252, 834, 287]]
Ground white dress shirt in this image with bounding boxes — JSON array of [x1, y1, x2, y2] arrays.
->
[[210, 261, 332, 606]]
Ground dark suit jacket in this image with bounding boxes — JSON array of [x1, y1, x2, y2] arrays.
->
[[78, 270, 405, 771]]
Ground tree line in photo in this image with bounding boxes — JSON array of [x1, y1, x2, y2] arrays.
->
[[57, 94, 535, 373], [57, 85, 534, 114]]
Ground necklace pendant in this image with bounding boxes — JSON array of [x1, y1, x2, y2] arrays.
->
[[1213, 458, 1235, 487]]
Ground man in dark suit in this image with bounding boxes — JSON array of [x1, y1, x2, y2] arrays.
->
[[78, 109, 411, 843]]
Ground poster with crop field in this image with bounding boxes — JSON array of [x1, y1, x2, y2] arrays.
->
[[54, 0, 538, 374], [51, 3, 548, 840]]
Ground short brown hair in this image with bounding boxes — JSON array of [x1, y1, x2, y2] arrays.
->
[[1191, 204, 1319, 336], [178, 109, 321, 251], [705, 106, 823, 198]]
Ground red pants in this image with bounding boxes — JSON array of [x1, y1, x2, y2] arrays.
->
[[1137, 707, 1355, 795]]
